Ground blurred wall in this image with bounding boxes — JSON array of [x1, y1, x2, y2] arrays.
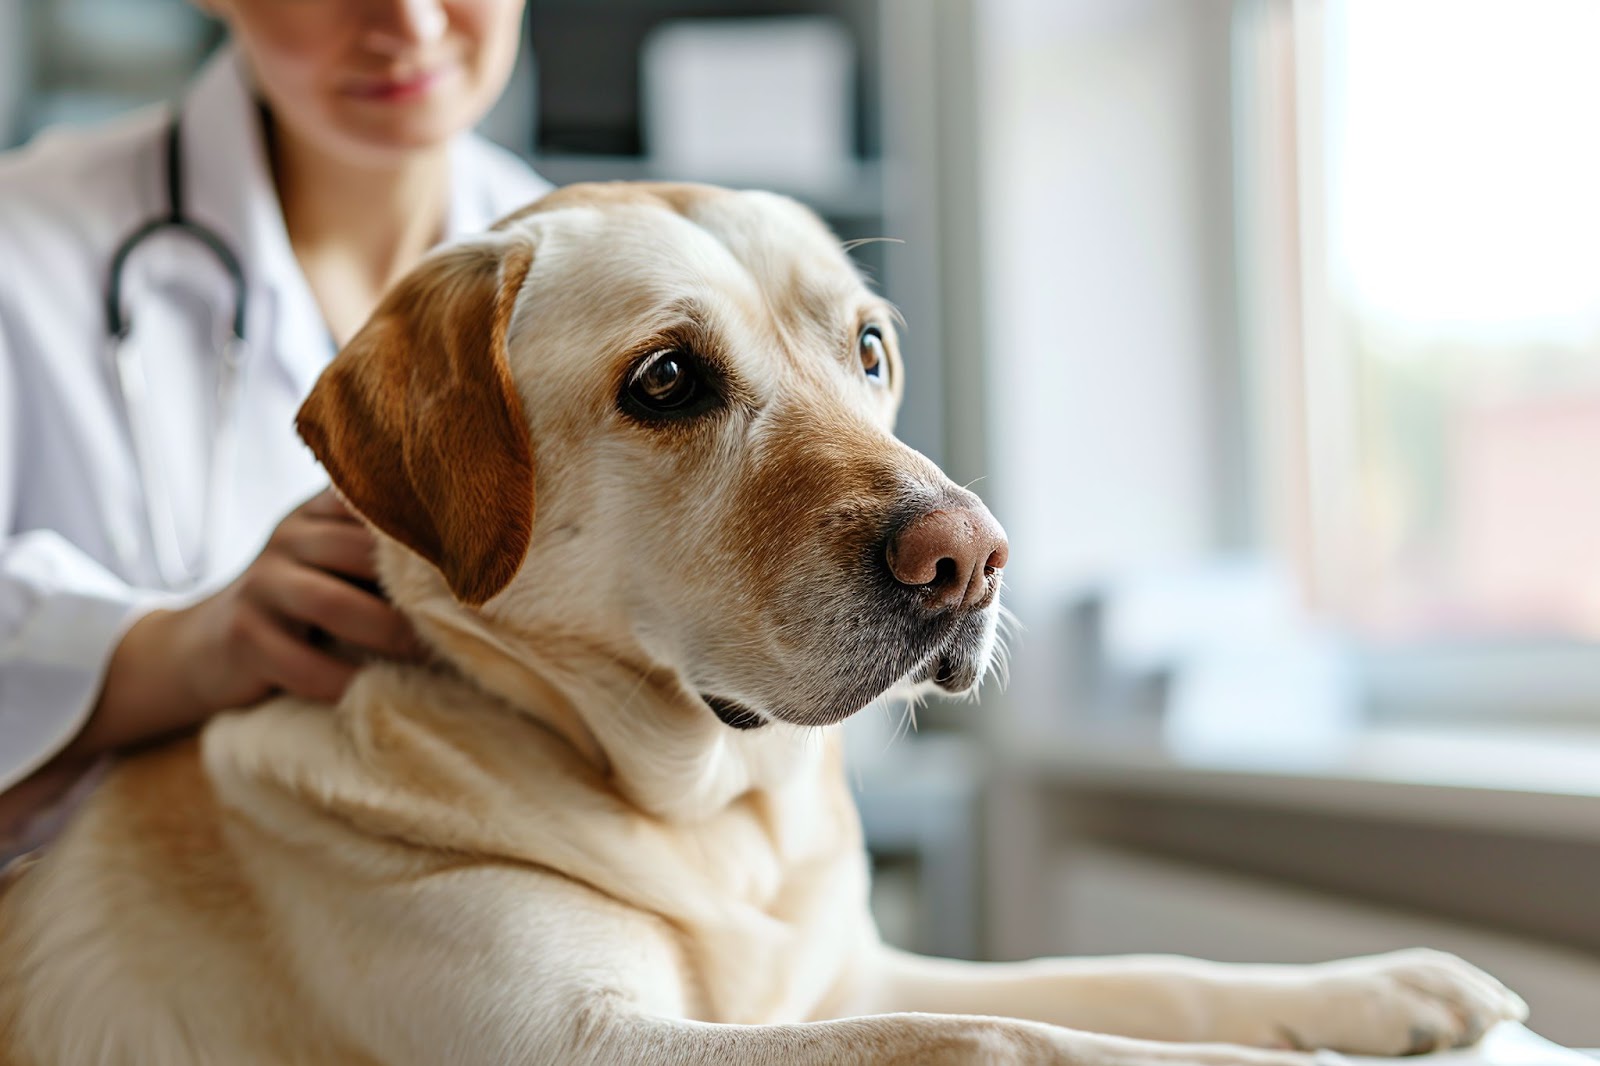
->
[[978, 0, 1241, 607], [0, 1, 28, 143], [972, 0, 1242, 734]]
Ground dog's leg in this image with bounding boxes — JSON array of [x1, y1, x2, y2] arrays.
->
[[308, 868, 1318, 1066], [854, 945, 1527, 1056], [582, 1009, 1320, 1066]]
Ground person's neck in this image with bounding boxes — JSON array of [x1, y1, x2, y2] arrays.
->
[[267, 113, 452, 346]]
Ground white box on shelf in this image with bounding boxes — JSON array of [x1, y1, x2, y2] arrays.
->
[[640, 17, 856, 195]]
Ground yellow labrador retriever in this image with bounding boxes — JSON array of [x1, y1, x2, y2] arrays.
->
[[0, 184, 1524, 1064]]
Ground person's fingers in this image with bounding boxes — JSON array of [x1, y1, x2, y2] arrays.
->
[[251, 613, 359, 704], [278, 518, 381, 582], [271, 566, 419, 659], [297, 488, 359, 521]]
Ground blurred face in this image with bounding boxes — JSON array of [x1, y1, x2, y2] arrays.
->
[[205, 0, 525, 161]]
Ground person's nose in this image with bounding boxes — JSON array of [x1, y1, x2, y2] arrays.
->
[[361, 0, 448, 54]]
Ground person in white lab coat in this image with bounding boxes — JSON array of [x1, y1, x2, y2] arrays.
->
[[0, 0, 549, 848]]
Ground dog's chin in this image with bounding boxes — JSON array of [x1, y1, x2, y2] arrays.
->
[[699, 617, 999, 731], [699, 692, 864, 731]]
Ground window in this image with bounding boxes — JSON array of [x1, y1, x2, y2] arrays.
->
[[1234, 0, 1600, 720], [1236, 1, 1600, 712]]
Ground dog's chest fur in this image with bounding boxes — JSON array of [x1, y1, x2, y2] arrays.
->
[[203, 666, 877, 1026]]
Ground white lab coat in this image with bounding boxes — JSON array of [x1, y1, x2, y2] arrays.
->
[[0, 46, 550, 793]]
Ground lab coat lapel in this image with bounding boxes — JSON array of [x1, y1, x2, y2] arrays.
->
[[447, 135, 554, 237], [447, 139, 496, 237]]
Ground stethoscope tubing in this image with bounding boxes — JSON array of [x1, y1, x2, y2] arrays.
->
[[103, 108, 250, 591], [106, 112, 248, 342]]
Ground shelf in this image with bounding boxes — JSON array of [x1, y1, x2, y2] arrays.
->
[[1001, 721, 1600, 846]]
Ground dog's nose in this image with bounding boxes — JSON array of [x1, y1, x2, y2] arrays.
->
[[886, 505, 1009, 611]]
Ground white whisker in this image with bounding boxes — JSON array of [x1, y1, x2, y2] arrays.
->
[[841, 236, 906, 252]]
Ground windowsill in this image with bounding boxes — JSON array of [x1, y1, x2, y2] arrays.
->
[[999, 718, 1600, 844]]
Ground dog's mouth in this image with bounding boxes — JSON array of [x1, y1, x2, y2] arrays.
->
[[909, 647, 985, 693], [703, 694, 768, 730], [699, 618, 994, 731]]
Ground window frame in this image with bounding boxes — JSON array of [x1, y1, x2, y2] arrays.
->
[[1231, 0, 1600, 726]]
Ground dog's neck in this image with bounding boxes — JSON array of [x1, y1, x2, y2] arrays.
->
[[405, 593, 818, 822]]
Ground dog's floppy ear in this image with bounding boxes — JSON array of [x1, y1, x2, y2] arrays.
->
[[296, 236, 536, 606]]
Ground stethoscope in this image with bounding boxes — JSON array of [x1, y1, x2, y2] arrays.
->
[[104, 110, 248, 591]]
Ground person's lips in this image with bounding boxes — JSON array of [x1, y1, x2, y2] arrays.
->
[[342, 65, 456, 103]]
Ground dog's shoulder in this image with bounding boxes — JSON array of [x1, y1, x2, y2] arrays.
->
[[0, 738, 386, 1064], [203, 665, 611, 865]]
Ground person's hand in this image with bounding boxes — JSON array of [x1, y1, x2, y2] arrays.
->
[[173, 489, 424, 711], [55, 490, 422, 765]]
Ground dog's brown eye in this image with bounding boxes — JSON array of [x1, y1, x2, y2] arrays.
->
[[859, 326, 886, 382], [626, 349, 703, 415]]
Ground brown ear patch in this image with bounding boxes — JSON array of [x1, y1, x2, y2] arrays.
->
[[296, 239, 536, 606]]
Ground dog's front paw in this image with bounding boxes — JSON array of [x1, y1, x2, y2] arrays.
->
[[1276, 949, 1527, 1056]]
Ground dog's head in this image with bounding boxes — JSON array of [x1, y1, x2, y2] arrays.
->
[[297, 182, 1007, 742]]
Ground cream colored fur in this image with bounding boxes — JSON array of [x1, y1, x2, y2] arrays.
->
[[0, 184, 1525, 1065]]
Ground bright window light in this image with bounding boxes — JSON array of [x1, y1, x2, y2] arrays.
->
[[1315, 0, 1600, 640]]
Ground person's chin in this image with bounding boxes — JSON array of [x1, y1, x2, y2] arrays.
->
[[333, 103, 476, 158]]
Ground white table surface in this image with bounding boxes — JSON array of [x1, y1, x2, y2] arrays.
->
[[1331, 1023, 1590, 1064]]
